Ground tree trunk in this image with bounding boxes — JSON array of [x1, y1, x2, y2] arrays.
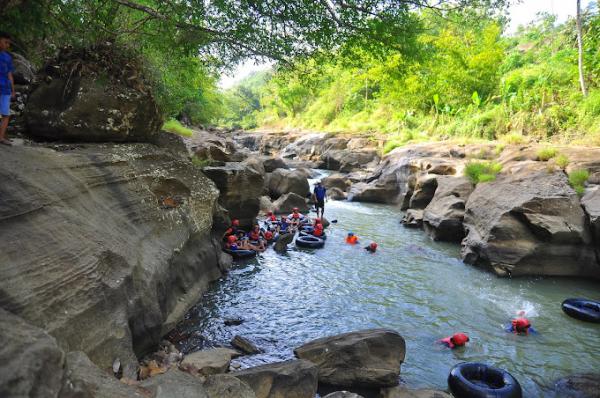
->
[[577, 0, 588, 96]]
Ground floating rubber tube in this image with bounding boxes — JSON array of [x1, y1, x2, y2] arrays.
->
[[295, 235, 325, 249], [299, 230, 327, 240], [562, 298, 600, 323], [448, 362, 522, 398]]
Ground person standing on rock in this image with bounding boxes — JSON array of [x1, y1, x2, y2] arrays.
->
[[0, 32, 15, 146], [313, 181, 327, 218]]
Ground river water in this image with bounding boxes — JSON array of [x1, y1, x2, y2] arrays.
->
[[175, 171, 600, 397]]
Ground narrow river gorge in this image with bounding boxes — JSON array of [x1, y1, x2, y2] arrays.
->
[[174, 171, 600, 398]]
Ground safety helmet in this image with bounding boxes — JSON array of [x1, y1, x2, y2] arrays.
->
[[227, 235, 237, 243], [451, 333, 469, 346], [370, 242, 378, 249], [232, 219, 240, 226]]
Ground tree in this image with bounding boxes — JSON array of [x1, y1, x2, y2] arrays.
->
[[577, 0, 588, 96]]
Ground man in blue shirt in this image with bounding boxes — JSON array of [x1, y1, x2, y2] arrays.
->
[[313, 181, 327, 218], [0, 32, 15, 146]]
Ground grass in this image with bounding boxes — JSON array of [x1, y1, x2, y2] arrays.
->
[[500, 133, 527, 145], [555, 154, 569, 169], [191, 156, 211, 168], [163, 119, 193, 137], [568, 169, 589, 196], [464, 161, 503, 185], [536, 147, 558, 161]]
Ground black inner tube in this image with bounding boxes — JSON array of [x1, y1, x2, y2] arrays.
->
[[448, 362, 522, 398]]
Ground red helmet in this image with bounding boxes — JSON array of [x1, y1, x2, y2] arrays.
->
[[512, 318, 531, 332], [232, 219, 240, 226], [451, 333, 469, 346], [227, 235, 237, 243], [370, 242, 378, 249], [265, 231, 273, 239]]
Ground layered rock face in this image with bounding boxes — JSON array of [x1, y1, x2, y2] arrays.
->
[[0, 143, 224, 376]]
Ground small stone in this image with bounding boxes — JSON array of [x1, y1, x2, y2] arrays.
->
[[224, 317, 244, 326], [231, 335, 261, 355]]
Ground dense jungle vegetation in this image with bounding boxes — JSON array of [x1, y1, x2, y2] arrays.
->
[[222, 3, 600, 147]]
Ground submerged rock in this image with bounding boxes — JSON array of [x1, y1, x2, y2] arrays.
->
[[231, 335, 262, 355], [233, 359, 318, 398], [554, 373, 600, 398], [294, 329, 405, 388]]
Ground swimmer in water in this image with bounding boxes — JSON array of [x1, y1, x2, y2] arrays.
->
[[438, 333, 470, 349], [506, 317, 537, 335]]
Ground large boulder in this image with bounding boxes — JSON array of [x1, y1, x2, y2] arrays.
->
[[58, 351, 144, 398], [0, 143, 224, 377], [293, 329, 405, 388], [272, 192, 310, 214], [233, 359, 318, 398], [322, 174, 352, 192], [25, 44, 162, 142], [582, 187, 600, 246], [328, 187, 347, 201], [321, 150, 379, 172], [263, 157, 289, 172], [423, 176, 474, 242], [408, 174, 438, 210], [203, 374, 256, 398], [181, 348, 242, 376], [461, 170, 599, 278], [0, 308, 65, 398], [140, 369, 209, 398], [266, 169, 310, 199], [203, 163, 264, 228]]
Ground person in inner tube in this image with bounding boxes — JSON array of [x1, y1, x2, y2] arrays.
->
[[506, 317, 537, 335], [222, 218, 242, 242], [265, 211, 277, 223], [438, 332, 469, 349], [345, 232, 359, 244], [287, 207, 304, 228], [311, 218, 324, 237], [248, 224, 267, 251], [277, 216, 290, 234]]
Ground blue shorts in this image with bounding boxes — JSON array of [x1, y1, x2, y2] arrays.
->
[[0, 95, 10, 117]]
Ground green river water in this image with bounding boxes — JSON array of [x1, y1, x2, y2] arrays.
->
[[175, 171, 600, 397]]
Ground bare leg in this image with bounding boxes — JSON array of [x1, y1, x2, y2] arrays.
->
[[0, 116, 9, 142]]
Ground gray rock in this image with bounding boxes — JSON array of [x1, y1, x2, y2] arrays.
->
[[408, 174, 438, 209], [321, 174, 352, 191], [294, 329, 405, 388], [12, 52, 36, 85], [328, 187, 347, 201], [224, 317, 244, 326], [401, 209, 423, 228], [259, 196, 274, 213], [321, 150, 379, 172], [203, 163, 264, 228], [140, 369, 209, 398], [274, 233, 294, 253], [267, 169, 310, 199], [58, 351, 144, 398], [181, 348, 242, 376], [272, 192, 310, 214], [582, 187, 600, 246], [233, 359, 318, 398], [323, 392, 364, 398], [0, 308, 65, 398], [423, 176, 473, 242], [203, 374, 256, 398], [263, 157, 289, 172], [461, 170, 599, 278], [554, 373, 600, 398], [244, 157, 266, 176], [0, 144, 222, 376], [231, 335, 262, 355]]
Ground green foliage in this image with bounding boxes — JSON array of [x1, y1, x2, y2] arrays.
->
[[464, 161, 503, 185], [555, 154, 570, 169], [568, 169, 590, 195], [163, 119, 193, 137], [191, 156, 212, 168], [536, 147, 558, 161]]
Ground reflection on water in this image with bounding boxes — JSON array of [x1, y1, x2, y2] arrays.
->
[[175, 172, 600, 397]]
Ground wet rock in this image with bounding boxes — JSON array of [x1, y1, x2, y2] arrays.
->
[[321, 150, 379, 172], [380, 387, 452, 398], [423, 176, 474, 242], [259, 195, 274, 213], [203, 163, 264, 228], [294, 329, 405, 388], [181, 348, 242, 376], [233, 359, 318, 398], [224, 317, 244, 326], [266, 169, 310, 199], [582, 187, 600, 246], [231, 335, 262, 355], [140, 369, 209, 398], [554, 373, 600, 398], [12, 52, 36, 85], [0, 144, 222, 376], [0, 308, 65, 398], [322, 174, 352, 192], [323, 392, 364, 398], [408, 174, 438, 209], [348, 182, 399, 204], [203, 374, 256, 398], [461, 170, 599, 278], [263, 157, 289, 172], [25, 44, 161, 142], [274, 233, 294, 253], [328, 187, 347, 201], [272, 192, 310, 214], [401, 209, 423, 228], [58, 351, 144, 398]]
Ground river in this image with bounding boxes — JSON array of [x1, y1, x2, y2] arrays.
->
[[174, 171, 600, 397]]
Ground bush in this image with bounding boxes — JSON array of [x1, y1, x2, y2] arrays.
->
[[536, 147, 558, 161], [555, 154, 569, 169], [568, 169, 589, 195], [464, 161, 503, 184], [163, 119, 193, 137], [500, 133, 527, 145]]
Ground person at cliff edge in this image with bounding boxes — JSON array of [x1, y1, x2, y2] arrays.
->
[[313, 181, 327, 219], [0, 32, 15, 146]]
